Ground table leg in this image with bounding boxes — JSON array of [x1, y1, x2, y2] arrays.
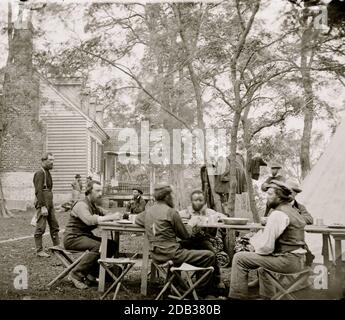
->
[[114, 232, 120, 257], [98, 229, 109, 292], [322, 234, 330, 269], [335, 239, 342, 277], [140, 235, 149, 296]]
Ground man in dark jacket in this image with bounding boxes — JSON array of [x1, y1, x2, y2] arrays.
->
[[33, 153, 60, 258], [126, 187, 146, 214], [63, 181, 122, 289], [135, 184, 217, 297]]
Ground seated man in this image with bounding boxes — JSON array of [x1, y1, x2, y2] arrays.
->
[[229, 180, 307, 300], [179, 190, 229, 288], [135, 184, 217, 297], [126, 187, 146, 214], [63, 181, 122, 290]]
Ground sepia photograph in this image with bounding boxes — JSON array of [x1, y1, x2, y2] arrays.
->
[[0, 0, 345, 305]]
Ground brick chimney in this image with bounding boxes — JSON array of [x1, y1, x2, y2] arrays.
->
[[80, 88, 90, 117], [50, 77, 83, 108], [89, 97, 96, 121], [95, 105, 104, 127]]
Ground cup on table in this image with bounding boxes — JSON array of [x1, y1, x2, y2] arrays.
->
[[315, 218, 324, 226], [129, 214, 136, 223]]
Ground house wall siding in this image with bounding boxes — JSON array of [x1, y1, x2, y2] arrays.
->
[[40, 81, 88, 195]]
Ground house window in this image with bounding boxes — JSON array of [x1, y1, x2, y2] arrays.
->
[[91, 137, 97, 171], [97, 143, 103, 173]]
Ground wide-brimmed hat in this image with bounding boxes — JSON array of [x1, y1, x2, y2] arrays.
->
[[75, 174, 81, 179], [132, 187, 143, 194]]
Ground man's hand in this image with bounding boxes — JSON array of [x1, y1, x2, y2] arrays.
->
[[188, 215, 201, 228], [41, 206, 48, 216], [107, 212, 122, 221]]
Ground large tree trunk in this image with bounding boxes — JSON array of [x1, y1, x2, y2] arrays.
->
[[300, 19, 315, 180]]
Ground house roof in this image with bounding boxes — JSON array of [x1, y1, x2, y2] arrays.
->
[[37, 72, 109, 141]]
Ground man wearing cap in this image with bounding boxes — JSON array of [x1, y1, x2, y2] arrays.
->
[[135, 184, 217, 297], [126, 187, 146, 214], [33, 152, 60, 258], [262, 162, 285, 216], [229, 180, 307, 300], [71, 174, 83, 201]]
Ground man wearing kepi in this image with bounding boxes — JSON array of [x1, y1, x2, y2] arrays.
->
[[63, 180, 122, 289], [135, 184, 217, 297], [33, 152, 60, 258], [229, 180, 307, 300]]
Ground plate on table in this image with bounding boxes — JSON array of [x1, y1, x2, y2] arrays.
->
[[117, 220, 134, 225], [327, 223, 345, 229], [221, 218, 249, 225]]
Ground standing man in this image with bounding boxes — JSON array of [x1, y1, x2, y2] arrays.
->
[[63, 180, 122, 289], [135, 184, 217, 297], [261, 162, 285, 216], [71, 174, 83, 201], [126, 187, 146, 214], [228, 180, 307, 300], [33, 152, 60, 258]]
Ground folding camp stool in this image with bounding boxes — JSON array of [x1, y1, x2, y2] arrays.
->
[[153, 260, 187, 300], [98, 254, 138, 300], [47, 246, 89, 288], [156, 262, 214, 300], [258, 267, 312, 300]]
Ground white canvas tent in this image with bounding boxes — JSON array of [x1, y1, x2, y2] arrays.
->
[[297, 115, 345, 263]]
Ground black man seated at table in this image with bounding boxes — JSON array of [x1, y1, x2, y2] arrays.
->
[[179, 190, 229, 288], [63, 181, 122, 290], [228, 180, 307, 300], [135, 184, 218, 297]]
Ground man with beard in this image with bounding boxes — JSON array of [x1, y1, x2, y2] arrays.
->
[[228, 180, 307, 300], [179, 190, 228, 288], [126, 187, 146, 214], [33, 152, 60, 258], [135, 184, 217, 297], [261, 162, 285, 216], [63, 181, 122, 289]]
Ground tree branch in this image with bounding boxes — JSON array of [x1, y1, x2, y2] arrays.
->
[[78, 47, 191, 129]]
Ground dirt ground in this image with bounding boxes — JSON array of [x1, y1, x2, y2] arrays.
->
[[0, 209, 343, 300]]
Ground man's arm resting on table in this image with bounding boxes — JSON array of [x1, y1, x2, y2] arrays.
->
[[250, 210, 289, 255], [135, 211, 146, 227], [171, 209, 193, 239], [72, 202, 121, 226]]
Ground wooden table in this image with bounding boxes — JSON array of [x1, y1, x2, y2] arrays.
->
[[97, 221, 345, 295], [97, 222, 150, 296], [198, 222, 345, 268]]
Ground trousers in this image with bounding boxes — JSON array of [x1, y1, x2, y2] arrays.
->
[[151, 243, 216, 293], [229, 251, 305, 299], [34, 207, 60, 252], [63, 233, 118, 280], [180, 238, 221, 285]]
